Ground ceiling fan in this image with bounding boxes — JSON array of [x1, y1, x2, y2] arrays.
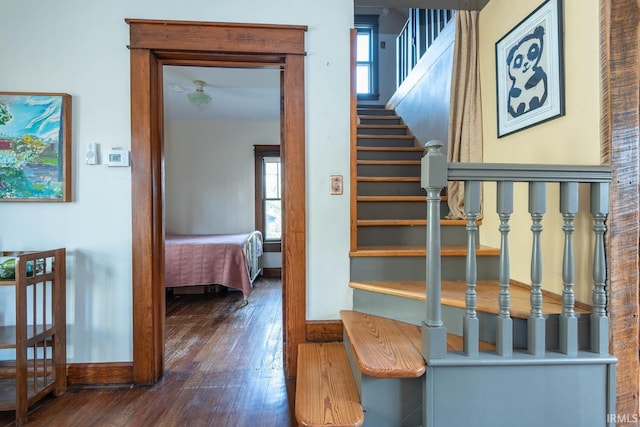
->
[[182, 80, 211, 109], [167, 80, 214, 111]]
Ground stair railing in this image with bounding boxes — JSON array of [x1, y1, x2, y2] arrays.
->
[[421, 140, 613, 361], [396, 9, 454, 88]]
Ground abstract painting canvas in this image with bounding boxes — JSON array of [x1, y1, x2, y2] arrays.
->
[[0, 92, 71, 201], [495, 0, 564, 137]]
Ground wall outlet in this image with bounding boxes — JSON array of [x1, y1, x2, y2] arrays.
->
[[330, 175, 343, 195]]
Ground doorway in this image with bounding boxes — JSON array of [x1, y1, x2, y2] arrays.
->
[[127, 19, 307, 383]]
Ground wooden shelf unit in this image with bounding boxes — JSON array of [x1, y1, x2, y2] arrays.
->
[[0, 248, 66, 426]]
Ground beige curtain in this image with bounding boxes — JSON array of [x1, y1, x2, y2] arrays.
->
[[447, 10, 483, 219]]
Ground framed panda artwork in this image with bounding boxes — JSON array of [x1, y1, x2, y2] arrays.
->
[[495, 0, 564, 138]]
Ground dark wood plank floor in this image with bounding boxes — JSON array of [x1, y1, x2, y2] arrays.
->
[[0, 278, 294, 426]]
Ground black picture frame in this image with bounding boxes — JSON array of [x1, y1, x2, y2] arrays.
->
[[495, 0, 564, 138]]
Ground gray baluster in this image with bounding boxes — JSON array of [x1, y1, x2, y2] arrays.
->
[[421, 141, 448, 360], [496, 181, 513, 356], [463, 180, 480, 356], [559, 182, 578, 355], [528, 181, 546, 356], [591, 182, 609, 354]]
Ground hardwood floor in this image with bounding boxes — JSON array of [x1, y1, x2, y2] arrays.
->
[[0, 278, 294, 426]]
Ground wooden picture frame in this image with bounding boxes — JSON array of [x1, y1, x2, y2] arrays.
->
[[495, 0, 564, 137], [0, 92, 71, 201]]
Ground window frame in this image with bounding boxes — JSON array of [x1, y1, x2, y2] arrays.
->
[[254, 145, 282, 252], [355, 14, 380, 101]]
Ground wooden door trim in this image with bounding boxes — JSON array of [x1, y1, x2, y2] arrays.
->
[[127, 19, 307, 383]]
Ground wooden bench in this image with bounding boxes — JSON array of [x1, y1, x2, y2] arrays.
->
[[295, 342, 364, 427]]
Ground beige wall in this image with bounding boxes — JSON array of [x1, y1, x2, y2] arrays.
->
[[479, 0, 600, 302]]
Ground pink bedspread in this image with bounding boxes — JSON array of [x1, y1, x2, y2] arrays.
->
[[165, 233, 253, 297]]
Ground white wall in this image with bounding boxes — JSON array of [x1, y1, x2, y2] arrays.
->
[[164, 120, 277, 234], [0, 0, 353, 362]]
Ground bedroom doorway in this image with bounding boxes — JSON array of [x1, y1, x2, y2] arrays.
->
[[161, 63, 282, 353], [128, 19, 307, 384], [162, 64, 282, 285]]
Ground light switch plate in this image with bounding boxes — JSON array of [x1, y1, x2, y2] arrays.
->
[[330, 175, 343, 195]]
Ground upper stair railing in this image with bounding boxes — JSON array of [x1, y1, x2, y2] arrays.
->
[[421, 140, 613, 361], [396, 9, 454, 88]]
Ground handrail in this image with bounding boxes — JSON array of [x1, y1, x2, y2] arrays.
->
[[448, 163, 612, 182], [421, 140, 613, 362]]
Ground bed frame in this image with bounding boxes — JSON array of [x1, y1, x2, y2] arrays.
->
[[164, 231, 263, 303]]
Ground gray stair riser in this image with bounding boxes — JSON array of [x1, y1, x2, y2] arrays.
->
[[357, 164, 421, 177], [358, 201, 428, 220], [351, 256, 500, 282], [357, 181, 425, 196], [357, 225, 471, 246], [358, 200, 449, 220], [358, 127, 408, 136], [357, 150, 423, 161], [357, 108, 397, 116], [353, 289, 425, 325], [357, 137, 415, 148], [343, 333, 423, 427], [359, 117, 402, 125]]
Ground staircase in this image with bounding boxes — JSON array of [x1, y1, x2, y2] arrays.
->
[[296, 106, 498, 426], [294, 106, 615, 427]]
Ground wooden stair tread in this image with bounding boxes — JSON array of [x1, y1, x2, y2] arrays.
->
[[357, 134, 414, 140], [358, 124, 407, 129], [357, 147, 422, 152], [446, 334, 496, 351], [357, 195, 433, 202], [349, 245, 500, 257], [340, 310, 425, 378], [358, 115, 401, 120], [356, 176, 420, 182], [357, 160, 420, 165], [296, 343, 364, 427], [348, 280, 592, 318], [357, 219, 480, 226]]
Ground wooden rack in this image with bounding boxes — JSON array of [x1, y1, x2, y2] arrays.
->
[[0, 249, 66, 426]]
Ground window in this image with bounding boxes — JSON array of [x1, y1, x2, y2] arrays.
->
[[254, 145, 281, 251], [355, 15, 380, 101], [263, 157, 281, 241]]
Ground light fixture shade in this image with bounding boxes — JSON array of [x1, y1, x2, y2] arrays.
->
[[187, 80, 212, 109]]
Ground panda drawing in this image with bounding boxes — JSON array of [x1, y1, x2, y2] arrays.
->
[[506, 25, 547, 118]]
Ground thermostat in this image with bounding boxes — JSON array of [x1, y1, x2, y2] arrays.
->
[[107, 148, 130, 167]]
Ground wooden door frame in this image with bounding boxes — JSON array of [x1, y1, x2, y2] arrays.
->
[[126, 19, 307, 383]]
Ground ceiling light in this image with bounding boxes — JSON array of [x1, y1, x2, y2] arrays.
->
[[187, 80, 212, 110]]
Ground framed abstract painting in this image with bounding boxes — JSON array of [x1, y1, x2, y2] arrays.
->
[[495, 0, 564, 137], [0, 92, 72, 201]]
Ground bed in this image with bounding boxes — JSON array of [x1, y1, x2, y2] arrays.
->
[[164, 231, 263, 302]]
